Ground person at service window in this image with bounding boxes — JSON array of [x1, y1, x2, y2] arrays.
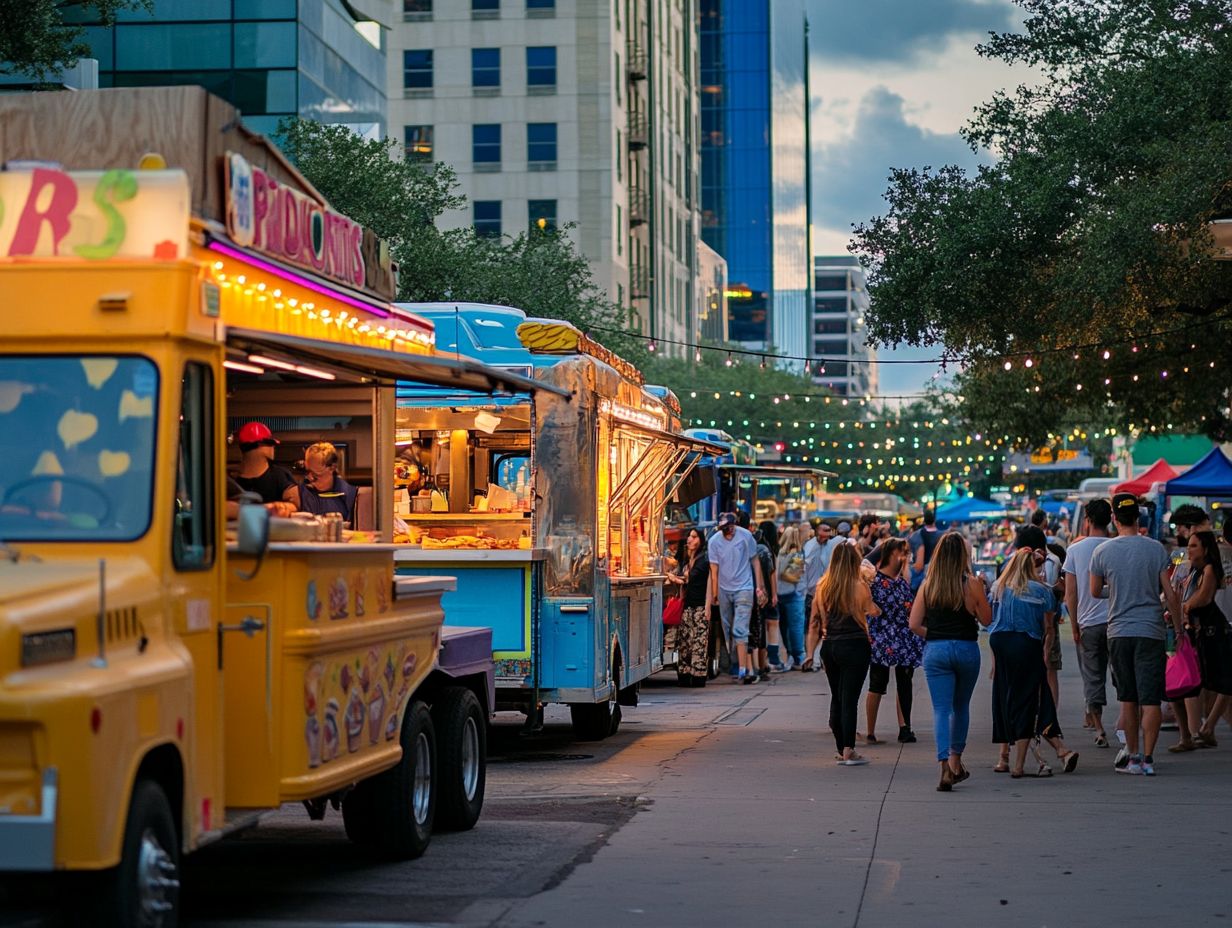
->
[[299, 441, 358, 523], [232, 421, 298, 516]]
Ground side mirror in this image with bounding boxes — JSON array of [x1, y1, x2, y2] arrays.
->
[[236, 504, 269, 558]]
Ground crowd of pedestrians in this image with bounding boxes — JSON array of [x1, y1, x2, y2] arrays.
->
[[666, 494, 1232, 789]]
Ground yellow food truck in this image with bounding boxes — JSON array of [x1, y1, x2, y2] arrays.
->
[[0, 87, 557, 926]]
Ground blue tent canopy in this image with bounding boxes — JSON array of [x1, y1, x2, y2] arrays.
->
[[1163, 447, 1232, 496], [935, 496, 1006, 523], [1037, 497, 1072, 517]]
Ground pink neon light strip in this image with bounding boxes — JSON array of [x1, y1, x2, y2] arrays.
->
[[208, 239, 429, 333]]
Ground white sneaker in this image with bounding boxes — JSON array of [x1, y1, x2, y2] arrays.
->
[[1118, 755, 1144, 775], [1114, 746, 1129, 770]]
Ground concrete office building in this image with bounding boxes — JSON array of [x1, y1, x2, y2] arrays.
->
[[68, 0, 390, 139], [389, 0, 704, 350], [812, 255, 877, 398], [700, 0, 811, 365]]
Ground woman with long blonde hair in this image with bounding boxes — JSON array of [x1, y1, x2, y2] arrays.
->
[[989, 547, 1078, 777], [808, 543, 878, 765], [775, 523, 808, 670], [909, 532, 993, 790]]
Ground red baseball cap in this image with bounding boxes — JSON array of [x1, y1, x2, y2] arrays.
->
[[236, 421, 278, 445]]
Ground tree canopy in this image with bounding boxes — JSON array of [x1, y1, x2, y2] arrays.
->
[[0, 1, 149, 79], [277, 118, 643, 361], [853, 0, 1232, 446]]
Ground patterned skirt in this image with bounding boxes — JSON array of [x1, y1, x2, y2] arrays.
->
[[678, 605, 710, 677]]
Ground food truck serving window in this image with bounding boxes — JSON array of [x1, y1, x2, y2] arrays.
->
[[0, 356, 158, 541]]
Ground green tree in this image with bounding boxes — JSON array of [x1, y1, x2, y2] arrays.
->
[[277, 118, 641, 360], [0, 1, 149, 79], [852, 0, 1232, 445]]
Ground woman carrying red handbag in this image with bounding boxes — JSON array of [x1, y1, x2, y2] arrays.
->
[[1174, 531, 1232, 748], [666, 528, 712, 687]]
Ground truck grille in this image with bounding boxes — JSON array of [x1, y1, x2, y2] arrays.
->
[[105, 607, 141, 645]]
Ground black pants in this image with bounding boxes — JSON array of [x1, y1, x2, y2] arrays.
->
[[821, 637, 871, 752], [868, 663, 915, 729]]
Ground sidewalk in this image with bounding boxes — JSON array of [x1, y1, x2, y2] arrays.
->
[[496, 640, 1232, 928]]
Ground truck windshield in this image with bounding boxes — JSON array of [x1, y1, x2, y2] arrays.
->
[[0, 356, 158, 541]]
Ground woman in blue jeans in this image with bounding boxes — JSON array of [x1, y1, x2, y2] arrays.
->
[[775, 524, 807, 669], [909, 532, 992, 791]]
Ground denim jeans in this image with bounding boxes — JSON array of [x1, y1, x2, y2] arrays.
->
[[778, 591, 806, 662], [922, 639, 981, 762], [718, 589, 754, 648]]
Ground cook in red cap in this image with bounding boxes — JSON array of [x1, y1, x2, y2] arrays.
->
[[235, 421, 279, 446], [232, 421, 298, 513]]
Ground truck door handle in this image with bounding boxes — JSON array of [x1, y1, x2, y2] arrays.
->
[[218, 603, 274, 727], [220, 617, 265, 637]]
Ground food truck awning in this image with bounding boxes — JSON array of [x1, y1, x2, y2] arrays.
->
[[225, 327, 571, 397], [610, 426, 728, 518], [718, 464, 839, 480]]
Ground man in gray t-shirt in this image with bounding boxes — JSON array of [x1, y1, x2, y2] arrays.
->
[[1064, 499, 1113, 743], [709, 512, 767, 683], [1088, 493, 1183, 775]]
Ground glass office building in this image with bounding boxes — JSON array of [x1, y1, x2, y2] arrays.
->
[[71, 0, 386, 139], [700, 0, 810, 362]]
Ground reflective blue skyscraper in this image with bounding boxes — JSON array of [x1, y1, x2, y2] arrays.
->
[[69, 0, 387, 139], [700, 0, 810, 364]]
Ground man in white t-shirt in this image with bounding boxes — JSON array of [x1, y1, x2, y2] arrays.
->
[[1064, 499, 1113, 747]]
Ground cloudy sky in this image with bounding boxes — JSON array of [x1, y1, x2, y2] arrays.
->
[[807, 0, 1027, 398]]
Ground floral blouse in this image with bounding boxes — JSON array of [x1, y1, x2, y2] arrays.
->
[[868, 570, 924, 668]]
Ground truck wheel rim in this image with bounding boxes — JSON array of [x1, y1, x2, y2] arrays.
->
[[137, 828, 178, 926], [412, 731, 432, 824], [461, 716, 480, 802]]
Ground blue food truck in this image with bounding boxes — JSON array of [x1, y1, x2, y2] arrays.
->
[[390, 304, 719, 739]]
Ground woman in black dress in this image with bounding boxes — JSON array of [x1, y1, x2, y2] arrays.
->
[[1181, 531, 1232, 746], [666, 528, 712, 687]]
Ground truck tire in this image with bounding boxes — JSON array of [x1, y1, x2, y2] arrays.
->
[[431, 687, 486, 832], [94, 778, 180, 928], [569, 699, 621, 740], [343, 700, 436, 859]]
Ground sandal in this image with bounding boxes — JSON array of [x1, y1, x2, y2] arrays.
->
[[1196, 731, 1218, 748], [955, 763, 971, 783], [1010, 768, 1024, 779], [864, 733, 881, 745], [1059, 751, 1080, 773], [1034, 763, 1054, 778], [1094, 733, 1109, 748], [993, 762, 1010, 773], [1168, 741, 1196, 753]]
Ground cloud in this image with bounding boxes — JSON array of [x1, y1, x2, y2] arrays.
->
[[812, 86, 991, 239], [808, 0, 1017, 64]]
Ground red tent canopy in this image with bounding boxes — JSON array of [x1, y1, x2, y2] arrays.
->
[[1112, 458, 1180, 496]]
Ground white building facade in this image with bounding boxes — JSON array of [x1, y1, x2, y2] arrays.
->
[[812, 256, 877, 397], [388, 0, 704, 351]]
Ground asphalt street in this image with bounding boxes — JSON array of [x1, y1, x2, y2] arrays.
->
[[6, 642, 1232, 928]]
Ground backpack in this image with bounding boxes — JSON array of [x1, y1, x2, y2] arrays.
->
[[779, 551, 804, 584]]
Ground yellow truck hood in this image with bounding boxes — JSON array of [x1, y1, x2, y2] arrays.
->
[[0, 557, 154, 608]]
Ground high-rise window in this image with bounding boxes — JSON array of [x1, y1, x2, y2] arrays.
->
[[403, 49, 433, 90], [473, 0, 498, 10], [526, 46, 556, 89], [527, 122, 557, 166], [474, 201, 502, 237], [404, 125, 433, 163], [529, 199, 557, 231], [527, 0, 555, 9], [404, 0, 432, 14], [473, 123, 502, 166], [616, 204, 623, 255], [472, 47, 500, 88]]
